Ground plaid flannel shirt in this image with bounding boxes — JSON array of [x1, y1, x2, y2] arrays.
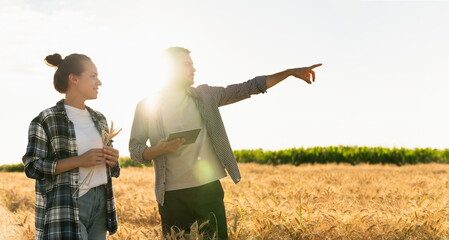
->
[[129, 76, 267, 205], [23, 99, 120, 240]]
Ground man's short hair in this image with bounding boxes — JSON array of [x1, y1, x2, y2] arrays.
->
[[163, 46, 191, 62]]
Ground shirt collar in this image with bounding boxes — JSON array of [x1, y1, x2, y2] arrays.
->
[[56, 99, 66, 112], [56, 99, 98, 121], [185, 87, 198, 99]]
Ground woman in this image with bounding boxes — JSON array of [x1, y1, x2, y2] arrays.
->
[[23, 53, 120, 240]]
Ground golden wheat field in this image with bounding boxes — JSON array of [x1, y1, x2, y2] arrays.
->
[[1, 163, 449, 239]]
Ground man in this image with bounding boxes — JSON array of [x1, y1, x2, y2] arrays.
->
[[129, 46, 321, 239]]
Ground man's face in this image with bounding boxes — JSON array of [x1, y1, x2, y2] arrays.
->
[[170, 52, 196, 87]]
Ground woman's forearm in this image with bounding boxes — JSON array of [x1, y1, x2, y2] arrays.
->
[[55, 156, 81, 174]]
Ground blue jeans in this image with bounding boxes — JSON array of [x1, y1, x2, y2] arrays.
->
[[79, 185, 107, 240]]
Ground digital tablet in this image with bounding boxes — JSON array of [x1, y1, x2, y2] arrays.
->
[[166, 128, 201, 145]]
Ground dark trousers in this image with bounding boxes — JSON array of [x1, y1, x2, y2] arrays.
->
[[158, 180, 228, 240]]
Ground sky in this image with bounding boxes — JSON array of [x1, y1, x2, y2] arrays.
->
[[1, 0, 449, 165]]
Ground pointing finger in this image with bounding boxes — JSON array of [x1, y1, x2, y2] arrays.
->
[[309, 63, 323, 69]]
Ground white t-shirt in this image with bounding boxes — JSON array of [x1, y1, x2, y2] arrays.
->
[[65, 105, 107, 197], [160, 89, 227, 191]]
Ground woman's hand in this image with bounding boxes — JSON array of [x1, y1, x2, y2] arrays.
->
[[78, 148, 104, 168], [103, 146, 120, 167]]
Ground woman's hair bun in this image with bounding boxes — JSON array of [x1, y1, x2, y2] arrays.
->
[[44, 53, 63, 67]]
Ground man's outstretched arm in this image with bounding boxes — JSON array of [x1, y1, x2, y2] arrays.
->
[[266, 63, 322, 89], [206, 63, 322, 107]]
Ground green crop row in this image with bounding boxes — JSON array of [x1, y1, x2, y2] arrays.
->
[[118, 157, 153, 168], [0, 158, 152, 172], [3, 146, 449, 172], [233, 146, 449, 166], [0, 163, 25, 172]]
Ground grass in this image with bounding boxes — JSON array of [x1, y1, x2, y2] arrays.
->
[[1, 163, 449, 239]]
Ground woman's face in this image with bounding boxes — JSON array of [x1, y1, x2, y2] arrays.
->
[[73, 60, 102, 100]]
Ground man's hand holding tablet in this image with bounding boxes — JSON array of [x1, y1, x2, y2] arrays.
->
[[156, 138, 186, 154], [166, 129, 201, 145], [154, 129, 201, 154]]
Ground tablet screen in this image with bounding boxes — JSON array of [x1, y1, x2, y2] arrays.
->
[[166, 128, 201, 145]]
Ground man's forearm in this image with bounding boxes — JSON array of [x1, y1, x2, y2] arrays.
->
[[266, 69, 293, 89], [142, 145, 164, 161]]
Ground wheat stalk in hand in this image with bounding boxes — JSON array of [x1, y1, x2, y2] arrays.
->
[[73, 121, 122, 197], [102, 120, 122, 146]]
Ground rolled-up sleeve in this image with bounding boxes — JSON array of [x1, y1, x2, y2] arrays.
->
[[110, 161, 120, 178], [22, 120, 57, 181], [129, 100, 151, 163], [210, 75, 267, 107]]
